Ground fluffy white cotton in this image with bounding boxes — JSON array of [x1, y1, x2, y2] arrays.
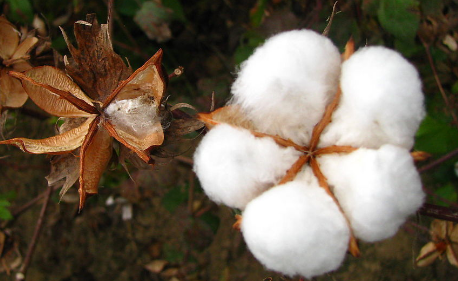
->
[[318, 145, 424, 242], [193, 124, 301, 209], [231, 29, 341, 145], [320, 46, 425, 149], [241, 171, 350, 278], [105, 95, 160, 138]]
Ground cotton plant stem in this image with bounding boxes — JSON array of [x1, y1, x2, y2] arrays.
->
[[422, 187, 458, 209], [421, 38, 458, 130], [418, 203, 458, 224], [418, 147, 458, 174], [15, 184, 53, 281]]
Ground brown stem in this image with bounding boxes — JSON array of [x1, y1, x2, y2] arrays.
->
[[423, 186, 458, 209], [15, 184, 53, 281], [418, 203, 458, 223], [421, 38, 458, 130], [322, 1, 338, 37], [418, 147, 458, 174], [168, 66, 184, 79], [11, 186, 59, 218], [101, 0, 149, 60]]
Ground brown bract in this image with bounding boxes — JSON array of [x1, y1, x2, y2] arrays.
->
[[0, 15, 167, 210], [416, 219, 458, 267], [0, 16, 38, 112]]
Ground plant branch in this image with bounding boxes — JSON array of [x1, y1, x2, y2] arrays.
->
[[421, 38, 458, 130], [15, 184, 53, 281], [418, 203, 458, 223], [418, 147, 458, 174]]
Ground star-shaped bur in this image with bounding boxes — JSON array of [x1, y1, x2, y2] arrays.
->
[[1, 15, 167, 210]]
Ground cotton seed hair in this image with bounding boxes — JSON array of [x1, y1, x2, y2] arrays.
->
[[193, 29, 425, 278]]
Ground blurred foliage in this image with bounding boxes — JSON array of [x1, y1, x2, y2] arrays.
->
[[0, 0, 458, 280], [0, 191, 15, 220]]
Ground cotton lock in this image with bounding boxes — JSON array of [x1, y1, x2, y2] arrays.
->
[[193, 28, 425, 279]]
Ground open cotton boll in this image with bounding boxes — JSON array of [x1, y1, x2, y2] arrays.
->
[[193, 124, 301, 209], [241, 171, 350, 278], [320, 46, 424, 149], [105, 95, 160, 138], [231, 29, 341, 145], [318, 144, 424, 242]]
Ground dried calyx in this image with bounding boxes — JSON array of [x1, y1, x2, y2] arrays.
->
[[0, 14, 203, 209], [193, 29, 426, 278], [0, 16, 39, 112]]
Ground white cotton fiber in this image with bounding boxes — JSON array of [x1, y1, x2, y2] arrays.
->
[[241, 172, 350, 278], [105, 95, 160, 138], [231, 29, 341, 145], [320, 46, 425, 149], [318, 145, 424, 242], [193, 124, 301, 209]]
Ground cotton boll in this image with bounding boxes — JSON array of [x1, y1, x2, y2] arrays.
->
[[318, 145, 424, 242], [320, 46, 425, 149], [231, 29, 341, 145], [193, 124, 301, 209], [241, 172, 350, 278], [105, 95, 160, 138]]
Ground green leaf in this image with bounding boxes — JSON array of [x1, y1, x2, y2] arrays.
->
[[394, 39, 422, 58], [434, 183, 458, 207], [163, 243, 184, 263], [377, 0, 420, 42], [161, 186, 188, 213], [0, 199, 12, 220], [362, 0, 381, 16], [250, 0, 268, 27], [115, 0, 141, 17], [419, 0, 443, 16], [415, 115, 458, 155], [451, 81, 458, 95], [234, 31, 265, 65], [163, 0, 186, 22], [199, 212, 220, 234], [0, 191, 16, 201], [6, 0, 34, 24]]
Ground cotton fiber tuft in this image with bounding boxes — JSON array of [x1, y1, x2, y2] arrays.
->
[[318, 145, 424, 242], [231, 29, 341, 145], [320, 47, 425, 149], [193, 124, 301, 209], [241, 171, 350, 278], [105, 95, 160, 138]]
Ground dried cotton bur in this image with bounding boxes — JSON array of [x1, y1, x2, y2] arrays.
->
[[193, 29, 426, 278], [416, 219, 458, 267], [0, 16, 38, 116], [0, 14, 203, 209]]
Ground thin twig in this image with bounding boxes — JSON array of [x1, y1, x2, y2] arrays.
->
[[418, 203, 458, 223], [322, 1, 338, 37], [107, 0, 114, 38], [11, 185, 60, 218], [422, 186, 458, 209], [15, 184, 53, 281], [418, 147, 458, 173], [421, 38, 458, 130]]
